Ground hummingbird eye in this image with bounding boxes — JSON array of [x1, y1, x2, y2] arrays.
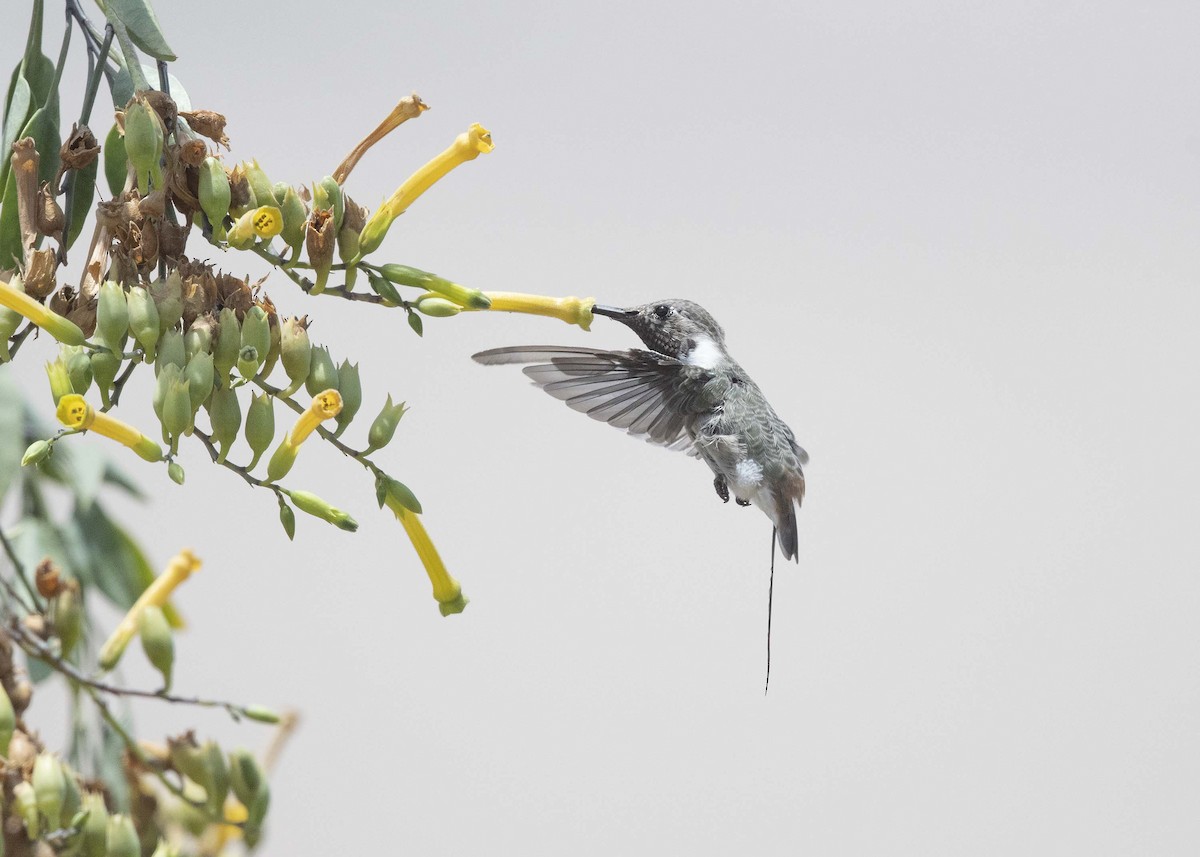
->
[[653, 305, 670, 319]]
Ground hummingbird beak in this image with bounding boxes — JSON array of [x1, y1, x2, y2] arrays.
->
[[592, 304, 637, 323]]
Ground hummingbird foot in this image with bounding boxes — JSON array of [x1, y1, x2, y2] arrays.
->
[[713, 475, 730, 503], [735, 497, 752, 507]]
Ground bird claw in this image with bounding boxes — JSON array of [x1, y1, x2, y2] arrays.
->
[[713, 476, 729, 503], [735, 498, 751, 507]]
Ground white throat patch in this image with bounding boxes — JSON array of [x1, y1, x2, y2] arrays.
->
[[686, 336, 724, 370]]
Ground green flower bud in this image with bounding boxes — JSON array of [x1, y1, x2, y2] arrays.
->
[[14, 780, 39, 838], [168, 460, 185, 484], [184, 351, 216, 413], [365, 394, 407, 453], [377, 263, 436, 289], [376, 474, 422, 514], [46, 354, 74, 403], [106, 813, 140, 857], [236, 345, 260, 381], [229, 749, 269, 848], [155, 329, 186, 376], [206, 383, 241, 463], [153, 364, 181, 436], [408, 311, 424, 336], [97, 281, 129, 352], [286, 489, 359, 532], [279, 316, 311, 397], [333, 360, 361, 437], [337, 222, 360, 266], [198, 156, 232, 241], [168, 737, 209, 789], [138, 605, 174, 691], [414, 294, 461, 317], [305, 345, 338, 396], [260, 311, 282, 379], [162, 377, 193, 449], [241, 306, 270, 363], [79, 793, 108, 857], [61, 763, 81, 826], [276, 183, 307, 252], [22, 439, 51, 467], [0, 682, 14, 757], [33, 752, 67, 829], [278, 497, 295, 540], [54, 586, 83, 658], [184, 314, 215, 358], [213, 307, 241, 378], [203, 741, 230, 814], [126, 285, 160, 361], [151, 272, 183, 334], [243, 160, 276, 211], [104, 121, 128, 197], [90, 349, 121, 409], [241, 705, 282, 724], [67, 348, 93, 394], [313, 175, 345, 233], [124, 98, 164, 192], [244, 392, 275, 471]]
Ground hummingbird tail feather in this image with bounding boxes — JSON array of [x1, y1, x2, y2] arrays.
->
[[773, 473, 804, 562]]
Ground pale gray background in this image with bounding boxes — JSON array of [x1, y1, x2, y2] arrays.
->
[[4, 1, 1200, 854]]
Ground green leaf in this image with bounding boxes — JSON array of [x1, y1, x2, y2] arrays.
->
[[21, 53, 55, 110], [7, 516, 76, 583], [0, 160, 20, 271], [0, 369, 25, 502], [98, 717, 130, 811], [0, 71, 32, 189], [25, 652, 52, 683], [72, 502, 142, 609], [64, 155, 97, 250], [101, 461, 146, 500], [407, 312, 423, 337], [0, 103, 61, 269], [103, 122, 127, 197], [21, 0, 45, 74], [109, 66, 133, 110], [105, 0, 176, 62], [65, 445, 107, 512]]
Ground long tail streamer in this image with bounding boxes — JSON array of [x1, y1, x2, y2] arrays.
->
[[765, 526, 777, 695]]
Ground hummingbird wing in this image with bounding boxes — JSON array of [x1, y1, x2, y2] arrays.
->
[[473, 346, 699, 452]]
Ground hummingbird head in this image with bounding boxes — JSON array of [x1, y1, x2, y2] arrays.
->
[[592, 300, 727, 361]]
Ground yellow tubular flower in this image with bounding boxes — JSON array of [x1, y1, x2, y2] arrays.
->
[[55, 394, 164, 462], [468, 292, 596, 330], [356, 123, 494, 259], [386, 498, 468, 616], [0, 279, 86, 345], [98, 549, 201, 670], [288, 389, 342, 445]]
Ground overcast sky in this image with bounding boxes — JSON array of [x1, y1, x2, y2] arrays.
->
[[4, 1, 1200, 854]]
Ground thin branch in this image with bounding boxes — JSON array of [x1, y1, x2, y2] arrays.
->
[[253, 378, 383, 477], [102, 356, 141, 411], [5, 322, 37, 362], [0, 526, 43, 613], [191, 428, 284, 497]]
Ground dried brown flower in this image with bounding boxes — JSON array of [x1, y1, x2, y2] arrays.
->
[[60, 123, 101, 171], [179, 109, 230, 149]]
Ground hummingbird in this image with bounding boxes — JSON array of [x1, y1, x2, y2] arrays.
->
[[472, 300, 809, 561]]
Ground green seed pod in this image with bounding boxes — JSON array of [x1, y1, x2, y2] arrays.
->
[[337, 222, 360, 268], [168, 460, 185, 484], [260, 312, 282, 379], [126, 285, 160, 361], [168, 737, 210, 789], [198, 156, 232, 241], [378, 263, 436, 288], [22, 439, 51, 467], [14, 780, 39, 838], [366, 272, 402, 306], [236, 345, 260, 381], [151, 272, 183, 334], [184, 351, 215, 413], [287, 489, 359, 532], [379, 474, 422, 514], [153, 364, 181, 437], [202, 741, 230, 814], [213, 307, 241, 378], [67, 348, 93, 394], [408, 311, 424, 336], [62, 771, 82, 832], [79, 793, 108, 857], [162, 377, 194, 446], [278, 498, 295, 540], [124, 99, 164, 192], [206, 383, 241, 463], [184, 314, 215, 358], [96, 281, 129, 352], [414, 294, 461, 317], [138, 605, 174, 691], [240, 306, 270, 361], [333, 360, 361, 437], [155, 329, 186, 376], [279, 316, 311, 397], [0, 681, 14, 757], [365, 395, 407, 453], [313, 175, 344, 232], [46, 354, 74, 403], [104, 121, 128, 197], [243, 160, 275, 211], [33, 752, 67, 830], [90, 349, 121, 409], [54, 585, 83, 658], [275, 183, 307, 251], [228, 749, 264, 807], [245, 782, 270, 847], [305, 345, 338, 396], [241, 705, 282, 724], [106, 813, 140, 857], [244, 392, 275, 471]]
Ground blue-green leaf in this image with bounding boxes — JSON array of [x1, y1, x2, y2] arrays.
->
[[105, 0, 176, 62], [0, 72, 32, 188], [64, 154, 97, 250]]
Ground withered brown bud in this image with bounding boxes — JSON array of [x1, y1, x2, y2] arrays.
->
[[60, 123, 100, 171], [95, 195, 142, 239], [343, 195, 367, 233], [179, 109, 230, 149], [176, 138, 207, 167], [107, 248, 140, 286], [36, 184, 64, 242], [141, 89, 178, 132], [227, 163, 251, 212], [179, 261, 219, 328], [23, 249, 58, 299], [136, 220, 159, 269], [165, 154, 200, 216], [158, 215, 190, 261], [138, 187, 167, 220], [216, 272, 253, 317], [49, 285, 74, 317], [65, 295, 97, 336], [35, 559, 61, 598], [305, 208, 336, 270]]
